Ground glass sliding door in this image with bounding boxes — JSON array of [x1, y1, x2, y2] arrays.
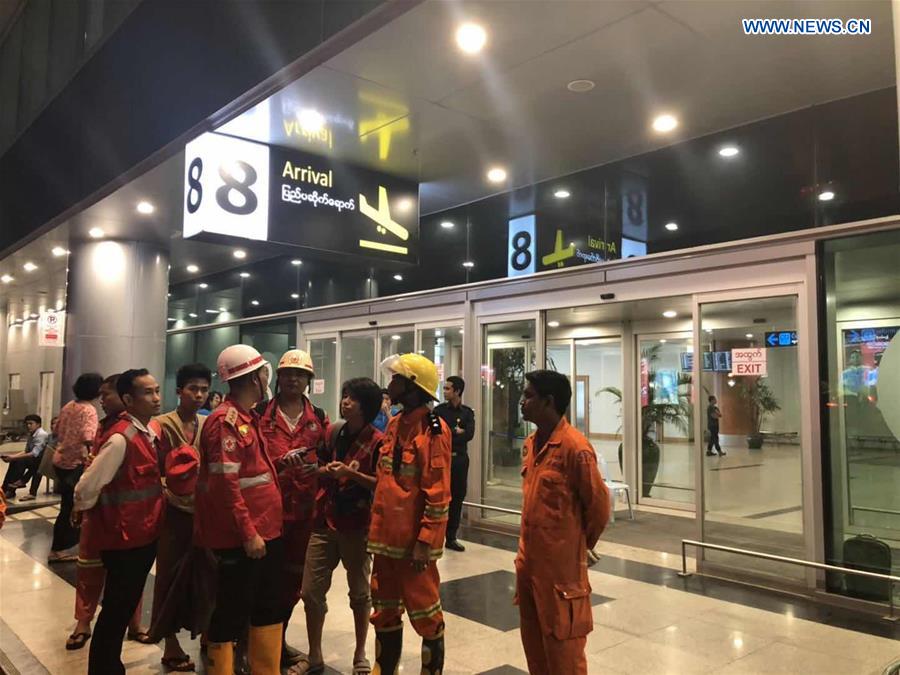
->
[[419, 325, 463, 404], [341, 332, 375, 382], [307, 336, 337, 419], [481, 319, 536, 525], [637, 333, 694, 507], [576, 338, 623, 482], [699, 294, 804, 580]]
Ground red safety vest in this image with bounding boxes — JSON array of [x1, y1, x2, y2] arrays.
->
[[93, 416, 165, 551]]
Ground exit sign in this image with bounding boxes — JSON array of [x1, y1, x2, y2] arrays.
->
[[732, 347, 767, 376]]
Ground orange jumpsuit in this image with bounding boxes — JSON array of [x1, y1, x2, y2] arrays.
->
[[367, 407, 451, 638], [515, 417, 610, 675]]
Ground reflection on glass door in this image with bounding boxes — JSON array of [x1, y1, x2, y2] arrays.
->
[[342, 333, 375, 382], [700, 295, 804, 580], [481, 320, 536, 525], [378, 328, 414, 385], [419, 326, 463, 403], [638, 334, 694, 507], [308, 337, 337, 419], [577, 339, 623, 482]]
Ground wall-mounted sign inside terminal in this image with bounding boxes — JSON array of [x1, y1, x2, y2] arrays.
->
[[731, 347, 767, 376], [183, 132, 419, 263], [765, 331, 798, 347]]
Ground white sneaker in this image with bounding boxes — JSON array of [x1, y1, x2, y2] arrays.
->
[[18, 494, 35, 502]]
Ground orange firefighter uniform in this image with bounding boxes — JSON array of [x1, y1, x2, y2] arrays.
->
[[368, 406, 451, 639], [515, 417, 610, 675], [258, 396, 328, 605]]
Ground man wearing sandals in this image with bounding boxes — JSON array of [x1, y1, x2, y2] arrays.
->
[[72, 369, 166, 675], [294, 377, 384, 675], [367, 354, 451, 675]]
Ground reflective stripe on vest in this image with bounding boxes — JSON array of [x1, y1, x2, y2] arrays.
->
[[238, 473, 271, 490], [98, 484, 163, 506], [209, 462, 241, 474]]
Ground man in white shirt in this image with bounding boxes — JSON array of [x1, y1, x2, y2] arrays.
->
[[73, 369, 165, 675]]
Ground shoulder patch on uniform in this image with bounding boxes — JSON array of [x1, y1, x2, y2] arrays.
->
[[576, 449, 596, 464], [224, 407, 239, 427], [426, 411, 443, 436], [238, 423, 250, 436]]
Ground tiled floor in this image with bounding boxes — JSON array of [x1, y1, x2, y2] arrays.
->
[[0, 508, 898, 674]]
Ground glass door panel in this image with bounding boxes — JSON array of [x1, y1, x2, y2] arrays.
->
[[419, 326, 463, 404], [341, 333, 375, 382], [308, 336, 337, 420], [576, 338, 624, 482], [378, 328, 414, 386], [638, 334, 694, 507], [481, 319, 536, 526], [699, 295, 804, 580]]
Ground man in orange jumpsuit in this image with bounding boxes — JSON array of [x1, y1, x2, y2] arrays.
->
[[368, 353, 451, 675], [257, 349, 329, 667], [516, 369, 610, 675], [195, 344, 284, 675]]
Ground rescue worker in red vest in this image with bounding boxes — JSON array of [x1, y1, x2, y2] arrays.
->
[[516, 369, 610, 675], [368, 353, 451, 675], [72, 368, 165, 675], [195, 344, 284, 675], [257, 348, 329, 667]]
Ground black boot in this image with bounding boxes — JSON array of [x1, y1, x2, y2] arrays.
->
[[281, 619, 304, 666], [421, 635, 444, 675], [373, 626, 403, 675]]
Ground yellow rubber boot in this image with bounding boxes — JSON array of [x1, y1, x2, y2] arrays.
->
[[248, 622, 283, 675], [206, 641, 234, 675]]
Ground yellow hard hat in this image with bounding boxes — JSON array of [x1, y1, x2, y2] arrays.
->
[[381, 353, 439, 400], [277, 349, 315, 376]]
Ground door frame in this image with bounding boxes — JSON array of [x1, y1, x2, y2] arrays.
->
[[691, 283, 815, 586]]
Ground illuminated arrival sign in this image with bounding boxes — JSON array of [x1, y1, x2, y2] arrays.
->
[[183, 132, 419, 262]]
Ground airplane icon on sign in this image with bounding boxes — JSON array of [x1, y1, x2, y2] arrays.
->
[[542, 229, 575, 267], [359, 186, 409, 255]]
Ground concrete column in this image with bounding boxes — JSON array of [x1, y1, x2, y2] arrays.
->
[[0, 300, 7, 416], [62, 240, 169, 401]]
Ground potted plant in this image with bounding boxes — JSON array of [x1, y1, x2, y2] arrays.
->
[[599, 345, 692, 497], [738, 378, 780, 449]]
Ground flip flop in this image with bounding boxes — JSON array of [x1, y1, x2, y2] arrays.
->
[[161, 655, 196, 672], [288, 657, 325, 675], [353, 656, 372, 674], [126, 629, 154, 644], [65, 632, 91, 651], [48, 553, 77, 564]]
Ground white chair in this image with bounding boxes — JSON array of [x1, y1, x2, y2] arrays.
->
[[597, 454, 634, 523]]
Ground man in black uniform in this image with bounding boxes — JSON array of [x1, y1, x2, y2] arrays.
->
[[706, 395, 724, 457], [433, 376, 475, 552]]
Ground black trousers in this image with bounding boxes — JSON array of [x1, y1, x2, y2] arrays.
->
[[19, 453, 42, 495], [447, 453, 469, 542], [51, 466, 82, 552], [208, 537, 284, 643], [88, 541, 157, 675], [707, 427, 722, 453], [2, 459, 27, 496]]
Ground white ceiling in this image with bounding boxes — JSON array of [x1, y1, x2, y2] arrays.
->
[[1, 0, 895, 315]]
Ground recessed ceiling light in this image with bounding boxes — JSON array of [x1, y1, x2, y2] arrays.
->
[[393, 274, 403, 281], [297, 108, 325, 133], [567, 79, 595, 93], [251, 299, 260, 306], [239, 272, 250, 278], [435, 330, 443, 336], [233, 249, 247, 259], [23, 262, 37, 272], [205, 309, 220, 314], [198, 283, 208, 289], [136, 201, 155, 214], [660, 339, 668, 344], [652, 113, 678, 133], [88, 227, 105, 239], [218, 306, 227, 312], [553, 189, 571, 199], [745, 333, 754, 339], [291, 259, 303, 266], [718, 145, 739, 158], [818, 190, 835, 202], [455, 22, 487, 54], [291, 293, 300, 299], [391, 334, 401, 341], [462, 261, 475, 268], [188, 312, 198, 318], [663, 310, 677, 318], [0, 274, 12, 283], [167, 317, 176, 322], [186, 264, 199, 273], [440, 221, 455, 229], [547, 320, 560, 328], [396, 198, 414, 212], [51, 246, 68, 257], [665, 222, 679, 232], [486, 167, 507, 183]]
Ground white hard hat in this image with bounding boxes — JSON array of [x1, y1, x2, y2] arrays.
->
[[217, 344, 269, 382], [277, 349, 315, 376]]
